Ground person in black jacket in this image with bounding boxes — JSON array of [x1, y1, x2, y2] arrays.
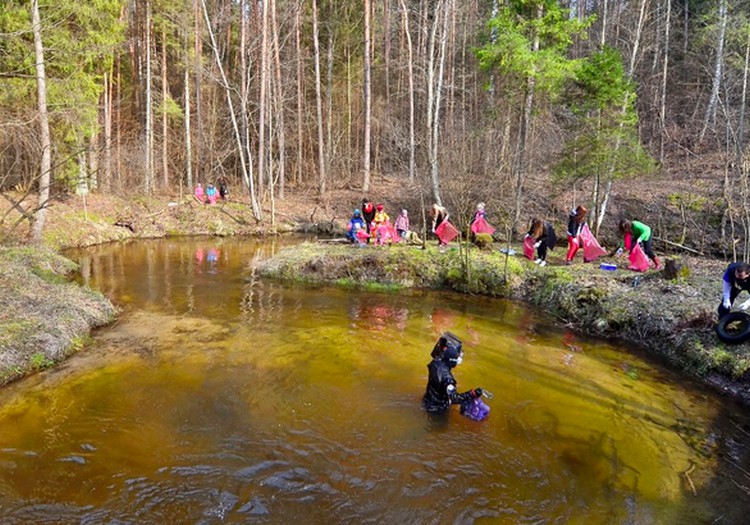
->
[[422, 332, 483, 413], [361, 198, 376, 237], [526, 217, 557, 267], [719, 262, 750, 318]]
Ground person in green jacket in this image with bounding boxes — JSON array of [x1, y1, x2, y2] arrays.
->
[[616, 219, 660, 269]]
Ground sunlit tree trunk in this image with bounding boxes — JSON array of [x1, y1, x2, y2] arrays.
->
[[270, 0, 286, 200], [103, 70, 113, 192], [362, 0, 373, 193], [312, 0, 326, 195], [512, 2, 541, 235], [658, 0, 672, 163], [399, 0, 416, 182], [295, 0, 303, 186], [144, 0, 154, 194], [258, 0, 269, 199], [201, 0, 261, 219], [161, 27, 169, 190], [30, 0, 51, 243], [595, 0, 647, 234], [700, 0, 727, 143], [194, 0, 202, 183], [185, 51, 193, 192]]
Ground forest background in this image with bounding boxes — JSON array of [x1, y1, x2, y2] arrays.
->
[[1, 0, 750, 256]]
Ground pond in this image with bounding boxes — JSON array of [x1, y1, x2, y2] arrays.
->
[[0, 237, 749, 524]]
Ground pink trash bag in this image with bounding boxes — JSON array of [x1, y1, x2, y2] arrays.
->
[[580, 224, 607, 262], [470, 217, 495, 236], [629, 242, 650, 272], [435, 221, 460, 244], [523, 236, 536, 260]]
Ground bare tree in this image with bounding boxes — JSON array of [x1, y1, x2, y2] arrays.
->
[[30, 0, 52, 243], [312, 0, 326, 195], [362, 0, 373, 193], [400, 0, 416, 183], [144, 0, 154, 194], [201, 0, 261, 219], [700, 0, 728, 143]]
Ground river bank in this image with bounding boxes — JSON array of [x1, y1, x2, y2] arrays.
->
[[1, 191, 749, 406], [256, 242, 750, 405]]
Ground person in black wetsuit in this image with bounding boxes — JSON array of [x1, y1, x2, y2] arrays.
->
[[422, 332, 483, 413]]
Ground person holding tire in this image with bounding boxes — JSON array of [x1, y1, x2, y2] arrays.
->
[[719, 262, 750, 318]]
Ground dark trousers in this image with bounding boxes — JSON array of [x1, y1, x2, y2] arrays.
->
[[641, 237, 656, 261], [537, 242, 549, 261], [718, 287, 743, 318]]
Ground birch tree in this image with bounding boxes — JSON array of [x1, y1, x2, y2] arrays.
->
[[700, 0, 728, 143], [30, 0, 51, 243], [362, 0, 373, 193]]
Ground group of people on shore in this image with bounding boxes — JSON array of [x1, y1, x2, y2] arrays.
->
[[194, 177, 229, 205], [346, 199, 422, 246], [524, 206, 660, 271]]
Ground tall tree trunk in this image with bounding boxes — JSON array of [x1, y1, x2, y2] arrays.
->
[[295, 0, 303, 186], [144, 0, 154, 194], [362, 0, 373, 193], [258, 0, 270, 199], [270, 0, 285, 200], [201, 0, 261, 219], [400, 0, 416, 183], [326, 29, 334, 188], [194, 0, 202, 183], [511, 2, 541, 235], [30, 0, 51, 243], [658, 0, 672, 163], [185, 49, 193, 192], [429, 0, 451, 205], [103, 70, 113, 192], [162, 27, 169, 190], [312, 0, 327, 195], [596, 0, 648, 233], [699, 0, 728, 143]]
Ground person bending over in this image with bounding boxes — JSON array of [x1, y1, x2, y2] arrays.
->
[[719, 262, 750, 318]]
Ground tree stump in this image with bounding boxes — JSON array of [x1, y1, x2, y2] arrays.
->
[[663, 258, 689, 279]]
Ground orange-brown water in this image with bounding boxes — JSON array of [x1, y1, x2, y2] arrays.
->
[[0, 237, 749, 524]]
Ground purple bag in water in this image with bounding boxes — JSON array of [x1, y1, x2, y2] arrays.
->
[[460, 397, 490, 421]]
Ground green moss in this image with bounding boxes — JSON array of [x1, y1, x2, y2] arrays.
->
[[29, 352, 54, 370]]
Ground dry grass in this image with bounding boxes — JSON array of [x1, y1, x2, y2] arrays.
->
[[0, 246, 116, 385]]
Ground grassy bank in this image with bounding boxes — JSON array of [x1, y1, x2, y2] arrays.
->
[[0, 246, 116, 386], [257, 242, 750, 405]]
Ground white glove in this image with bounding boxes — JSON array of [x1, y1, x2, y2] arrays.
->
[[534, 242, 541, 249], [723, 297, 732, 310], [615, 247, 623, 257], [740, 299, 750, 311]]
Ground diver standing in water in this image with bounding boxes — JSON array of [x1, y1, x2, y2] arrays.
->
[[422, 332, 484, 414]]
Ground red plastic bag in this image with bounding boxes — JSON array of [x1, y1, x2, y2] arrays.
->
[[580, 224, 607, 262], [435, 221, 459, 244], [623, 232, 633, 251], [628, 242, 650, 272], [523, 236, 536, 260], [470, 217, 495, 236]]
